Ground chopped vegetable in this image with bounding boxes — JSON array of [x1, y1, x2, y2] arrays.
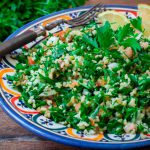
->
[[7, 16, 150, 135]]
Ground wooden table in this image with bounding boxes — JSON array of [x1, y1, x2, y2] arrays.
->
[[0, 0, 150, 150]]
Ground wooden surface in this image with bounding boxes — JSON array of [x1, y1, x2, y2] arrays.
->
[[0, 0, 150, 150]]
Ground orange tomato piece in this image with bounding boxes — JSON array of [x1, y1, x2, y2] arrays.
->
[[28, 57, 35, 65], [75, 102, 81, 112]]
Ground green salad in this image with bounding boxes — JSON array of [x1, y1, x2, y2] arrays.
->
[[8, 17, 150, 135]]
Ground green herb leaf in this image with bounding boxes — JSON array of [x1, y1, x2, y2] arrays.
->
[[107, 119, 124, 134], [121, 38, 141, 51], [117, 24, 134, 42], [52, 44, 67, 59], [96, 21, 115, 49], [140, 53, 150, 64], [130, 17, 142, 31], [139, 78, 150, 90], [82, 34, 98, 48], [90, 105, 100, 118]]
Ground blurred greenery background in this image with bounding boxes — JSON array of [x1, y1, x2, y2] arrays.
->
[[0, 0, 87, 41]]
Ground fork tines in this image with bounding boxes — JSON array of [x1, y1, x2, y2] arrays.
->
[[67, 3, 105, 26]]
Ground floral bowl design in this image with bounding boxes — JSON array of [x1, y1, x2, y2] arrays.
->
[[0, 5, 150, 149]]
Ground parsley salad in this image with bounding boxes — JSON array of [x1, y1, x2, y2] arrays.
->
[[7, 16, 150, 135]]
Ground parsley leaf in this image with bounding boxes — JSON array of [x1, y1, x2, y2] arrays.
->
[[140, 53, 150, 64], [117, 24, 134, 42], [139, 78, 150, 90], [130, 17, 142, 31], [90, 105, 100, 118], [82, 34, 98, 48], [121, 38, 141, 51], [52, 44, 67, 59], [125, 107, 138, 121], [107, 119, 124, 134], [139, 98, 150, 107], [96, 21, 115, 49]]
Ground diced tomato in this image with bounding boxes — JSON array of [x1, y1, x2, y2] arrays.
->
[[52, 101, 57, 107], [105, 96, 110, 101], [69, 81, 79, 88], [96, 79, 106, 87], [28, 56, 35, 65], [75, 102, 81, 112], [72, 81, 78, 86], [54, 28, 70, 42], [89, 118, 95, 126]]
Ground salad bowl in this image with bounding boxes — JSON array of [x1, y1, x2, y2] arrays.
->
[[0, 4, 150, 149]]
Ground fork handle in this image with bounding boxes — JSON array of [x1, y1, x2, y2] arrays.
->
[[45, 19, 67, 30], [0, 30, 46, 57]]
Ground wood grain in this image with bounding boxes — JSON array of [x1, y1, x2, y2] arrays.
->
[[0, 141, 89, 150], [0, 108, 33, 138], [0, 107, 88, 150], [0, 0, 150, 149]]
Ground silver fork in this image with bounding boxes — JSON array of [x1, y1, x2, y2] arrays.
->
[[0, 3, 105, 57], [45, 3, 104, 29]]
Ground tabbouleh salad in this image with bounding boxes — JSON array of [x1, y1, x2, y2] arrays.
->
[[7, 16, 150, 135]]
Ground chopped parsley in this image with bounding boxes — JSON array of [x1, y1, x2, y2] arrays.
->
[[7, 17, 150, 135]]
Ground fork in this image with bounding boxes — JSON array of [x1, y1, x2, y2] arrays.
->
[[0, 3, 104, 57]]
